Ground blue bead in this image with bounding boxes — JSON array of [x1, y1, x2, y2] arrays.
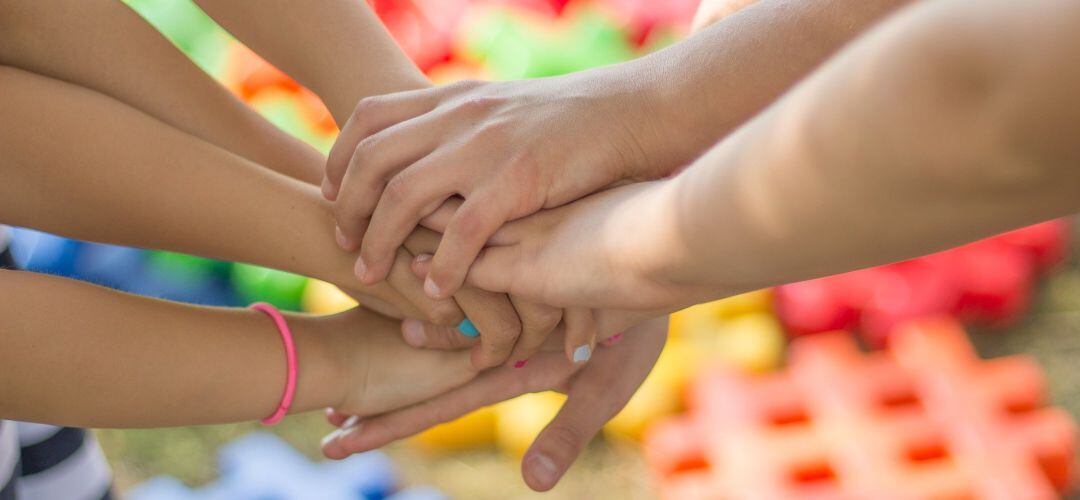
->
[[457, 318, 480, 337]]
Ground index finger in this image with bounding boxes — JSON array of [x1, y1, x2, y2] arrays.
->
[[324, 88, 440, 199]]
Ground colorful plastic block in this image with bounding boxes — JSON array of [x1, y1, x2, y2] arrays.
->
[[495, 392, 566, 457], [775, 220, 1070, 346], [644, 318, 1077, 499], [301, 279, 359, 314], [411, 405, 498, 454], [231, 263, 309, 311]]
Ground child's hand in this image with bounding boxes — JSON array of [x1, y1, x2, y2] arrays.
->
[[321, 308, 478, 417], [321, 316, 670, 492], [323, 72, 685, 300], [423, 181, 722, 312]]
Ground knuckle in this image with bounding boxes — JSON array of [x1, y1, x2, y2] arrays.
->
[[353, 96, 382, 118], [542, 425, 587, 455], [524, 309, 562, 335], [382, 174, 415, 205], [427, 303, 463, 327], [450, 206, 491, 238]]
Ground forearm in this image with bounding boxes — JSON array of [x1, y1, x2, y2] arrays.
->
[[193, 0, 429, 123], [623, 0, 911, 172], [0, 67, 357, 290], [0, 270, 342, 428], [656, 0, 1080, 293], [0, 0, 324, 184]]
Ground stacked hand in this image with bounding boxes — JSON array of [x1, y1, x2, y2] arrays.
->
[[318, 0, 752, 492]]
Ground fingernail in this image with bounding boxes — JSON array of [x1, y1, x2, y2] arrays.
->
[[424, 276, 443, 299], [354, 256, 368, 281], [457, 318, 479, 338], [335, 225, 349, 249], [321, 177, 336, 200], [322, 416, 363, 447], [402, 319, 427, 346], [526, 453, 559, 488], [572, 345, 592, 364], [601, 332, 623, 347], [513, 359, 528, 369], [415, 253, 433, 264]]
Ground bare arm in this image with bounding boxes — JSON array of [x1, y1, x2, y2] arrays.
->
[[192, 0, 428, 124], [0, 65, 452, 321], [0, 0, 324, 184], [459, 0, 1080, 312], [0, 269, 474, 428], [0, 269, 342, 427], [662, 0, 1080, 292]]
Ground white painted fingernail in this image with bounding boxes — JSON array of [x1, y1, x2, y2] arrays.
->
[[572, 345, 592, 364], [342, 415, 360, 429]]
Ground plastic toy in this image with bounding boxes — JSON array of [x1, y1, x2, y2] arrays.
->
[[644, 318, 1077, 499], [301, 279, 358, 314], [775, 220, 1070, 346], [496, 391, 566, 457], [607, 312, 784, 441], [231, 263, 309, 311], [456, 5, 635, 80], [370, 0, 470, 72], [411, 405, 498, 454], [127, 432, 447, 500]]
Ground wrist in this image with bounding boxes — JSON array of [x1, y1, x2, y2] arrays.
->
[[288, 315, 351, 412]]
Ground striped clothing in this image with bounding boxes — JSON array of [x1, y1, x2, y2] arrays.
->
[[1, 232, 114, 499]]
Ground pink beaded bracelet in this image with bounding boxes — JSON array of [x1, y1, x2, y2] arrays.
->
[[250, 302, 298, 426]]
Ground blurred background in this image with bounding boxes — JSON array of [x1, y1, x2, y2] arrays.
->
[[8, 0, 1080, 498]]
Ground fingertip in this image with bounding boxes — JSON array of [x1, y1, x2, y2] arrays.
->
[[402, 318, 427, 347], [424, 275, 450, 300], [523, 453, 562, 492], [411, 253, 433, 279], [321, 177, 338, 201]]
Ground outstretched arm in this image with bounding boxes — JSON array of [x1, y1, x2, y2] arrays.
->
[[319, 0, 913, 300], [0, 0, 324, 184], [0, 65, 453, 321], [461, 0, 1080, 311], [0, 269, 474, 428], [191, 0, 428, 124]]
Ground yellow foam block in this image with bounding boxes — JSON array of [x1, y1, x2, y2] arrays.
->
[[714, 312, 786, 373], [669, 290, 774, 339], [301, 280, 358, 314], [604, 339, 703, 441], [411, 406, 497, 454], [495, 392, 566, 458]]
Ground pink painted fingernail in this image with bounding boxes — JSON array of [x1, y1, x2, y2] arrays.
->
[[415, 253, 433, 264], [601, 332, 624, 347], [513, 360, 528, 369]]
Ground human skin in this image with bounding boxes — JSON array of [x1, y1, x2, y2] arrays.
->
[[0, 0, 572, 368], [454, 0, 1080, 313], [319, 0, 922, 491], [322, 0, 913, 304], [0, 269, 475, 428]]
